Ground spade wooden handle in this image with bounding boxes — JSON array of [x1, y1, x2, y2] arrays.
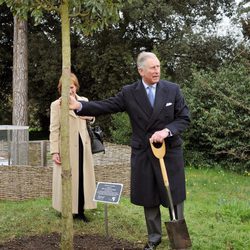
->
[[160, 158, 169, 187]]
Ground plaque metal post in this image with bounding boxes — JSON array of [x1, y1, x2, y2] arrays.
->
[[104, 203, 109, 237]]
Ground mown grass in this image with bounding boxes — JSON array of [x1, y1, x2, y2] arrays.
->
[[0, 167, 249, 249]]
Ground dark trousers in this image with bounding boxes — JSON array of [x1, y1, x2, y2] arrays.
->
[[144, 202, 184, 243], [78, 135, 84, 215]]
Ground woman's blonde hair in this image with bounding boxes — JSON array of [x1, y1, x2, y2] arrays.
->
[[57, 73, 80, 95]]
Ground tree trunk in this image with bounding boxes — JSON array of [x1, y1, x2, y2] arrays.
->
[[60, 1, 73, 249], [12, 16, 28, 165], [12, 16, 28, 126]]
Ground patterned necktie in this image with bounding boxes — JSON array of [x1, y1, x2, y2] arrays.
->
[[147, 86, 155, 107]]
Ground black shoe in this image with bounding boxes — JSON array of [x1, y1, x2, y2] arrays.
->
[[81, 214, 90, 223], [143, 241, 161, 250], [55, 212, 61, 218], [73, 214, 90, 223]]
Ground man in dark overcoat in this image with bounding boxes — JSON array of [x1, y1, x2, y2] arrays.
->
[[69, 52, 190, 249]]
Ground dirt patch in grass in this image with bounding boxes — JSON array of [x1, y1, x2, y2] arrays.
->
[[0, 233, 142, 250]]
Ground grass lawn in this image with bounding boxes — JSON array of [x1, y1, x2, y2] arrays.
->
[[0, 167, 249, 249]]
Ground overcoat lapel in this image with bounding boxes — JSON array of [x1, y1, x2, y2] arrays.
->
[[133, 80, 153, 117]]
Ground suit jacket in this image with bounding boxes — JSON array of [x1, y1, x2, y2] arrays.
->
[[77, 80, 190, 207]]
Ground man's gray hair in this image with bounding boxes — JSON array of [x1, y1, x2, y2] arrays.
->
[[137, 52, 158, 69]]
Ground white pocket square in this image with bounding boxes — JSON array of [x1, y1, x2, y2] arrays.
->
[[165, 102, 172, 107]]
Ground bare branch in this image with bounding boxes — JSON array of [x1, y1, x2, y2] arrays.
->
[[69, 11, 90, 18]]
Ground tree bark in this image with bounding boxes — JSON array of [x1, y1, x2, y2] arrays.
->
[[12, 16, 28, 126], [60, 1, 73, 249], [12, 16, 28, 165]]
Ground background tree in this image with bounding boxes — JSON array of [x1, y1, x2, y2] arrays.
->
[[1, 2, 29, 164], [12, 15, 28, 126], [0, 2, 29, 127]]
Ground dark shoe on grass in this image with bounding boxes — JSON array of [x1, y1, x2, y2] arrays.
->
[[143, 240, 161, 250], [73, 214, 90, 223]]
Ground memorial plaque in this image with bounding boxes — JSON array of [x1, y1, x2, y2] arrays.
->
[[94, 182, 123, 204]]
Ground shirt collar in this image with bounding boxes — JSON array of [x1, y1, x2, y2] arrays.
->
[[142, 80, 157, 89]]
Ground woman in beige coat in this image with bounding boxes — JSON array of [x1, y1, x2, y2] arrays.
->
[[49, 73, 97, 222]]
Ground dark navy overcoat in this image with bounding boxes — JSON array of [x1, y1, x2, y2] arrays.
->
[[77, 80, 190, 208]]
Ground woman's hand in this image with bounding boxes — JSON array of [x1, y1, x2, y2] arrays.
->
[[80, 116, 94, 121], [52, 153, 61, 165]]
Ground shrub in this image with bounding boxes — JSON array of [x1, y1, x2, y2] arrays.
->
[[110, 112, 131, 145], [183, 62, 250, 172]]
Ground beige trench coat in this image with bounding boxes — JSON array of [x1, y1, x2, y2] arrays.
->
[[49, 95, 97, 213]]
